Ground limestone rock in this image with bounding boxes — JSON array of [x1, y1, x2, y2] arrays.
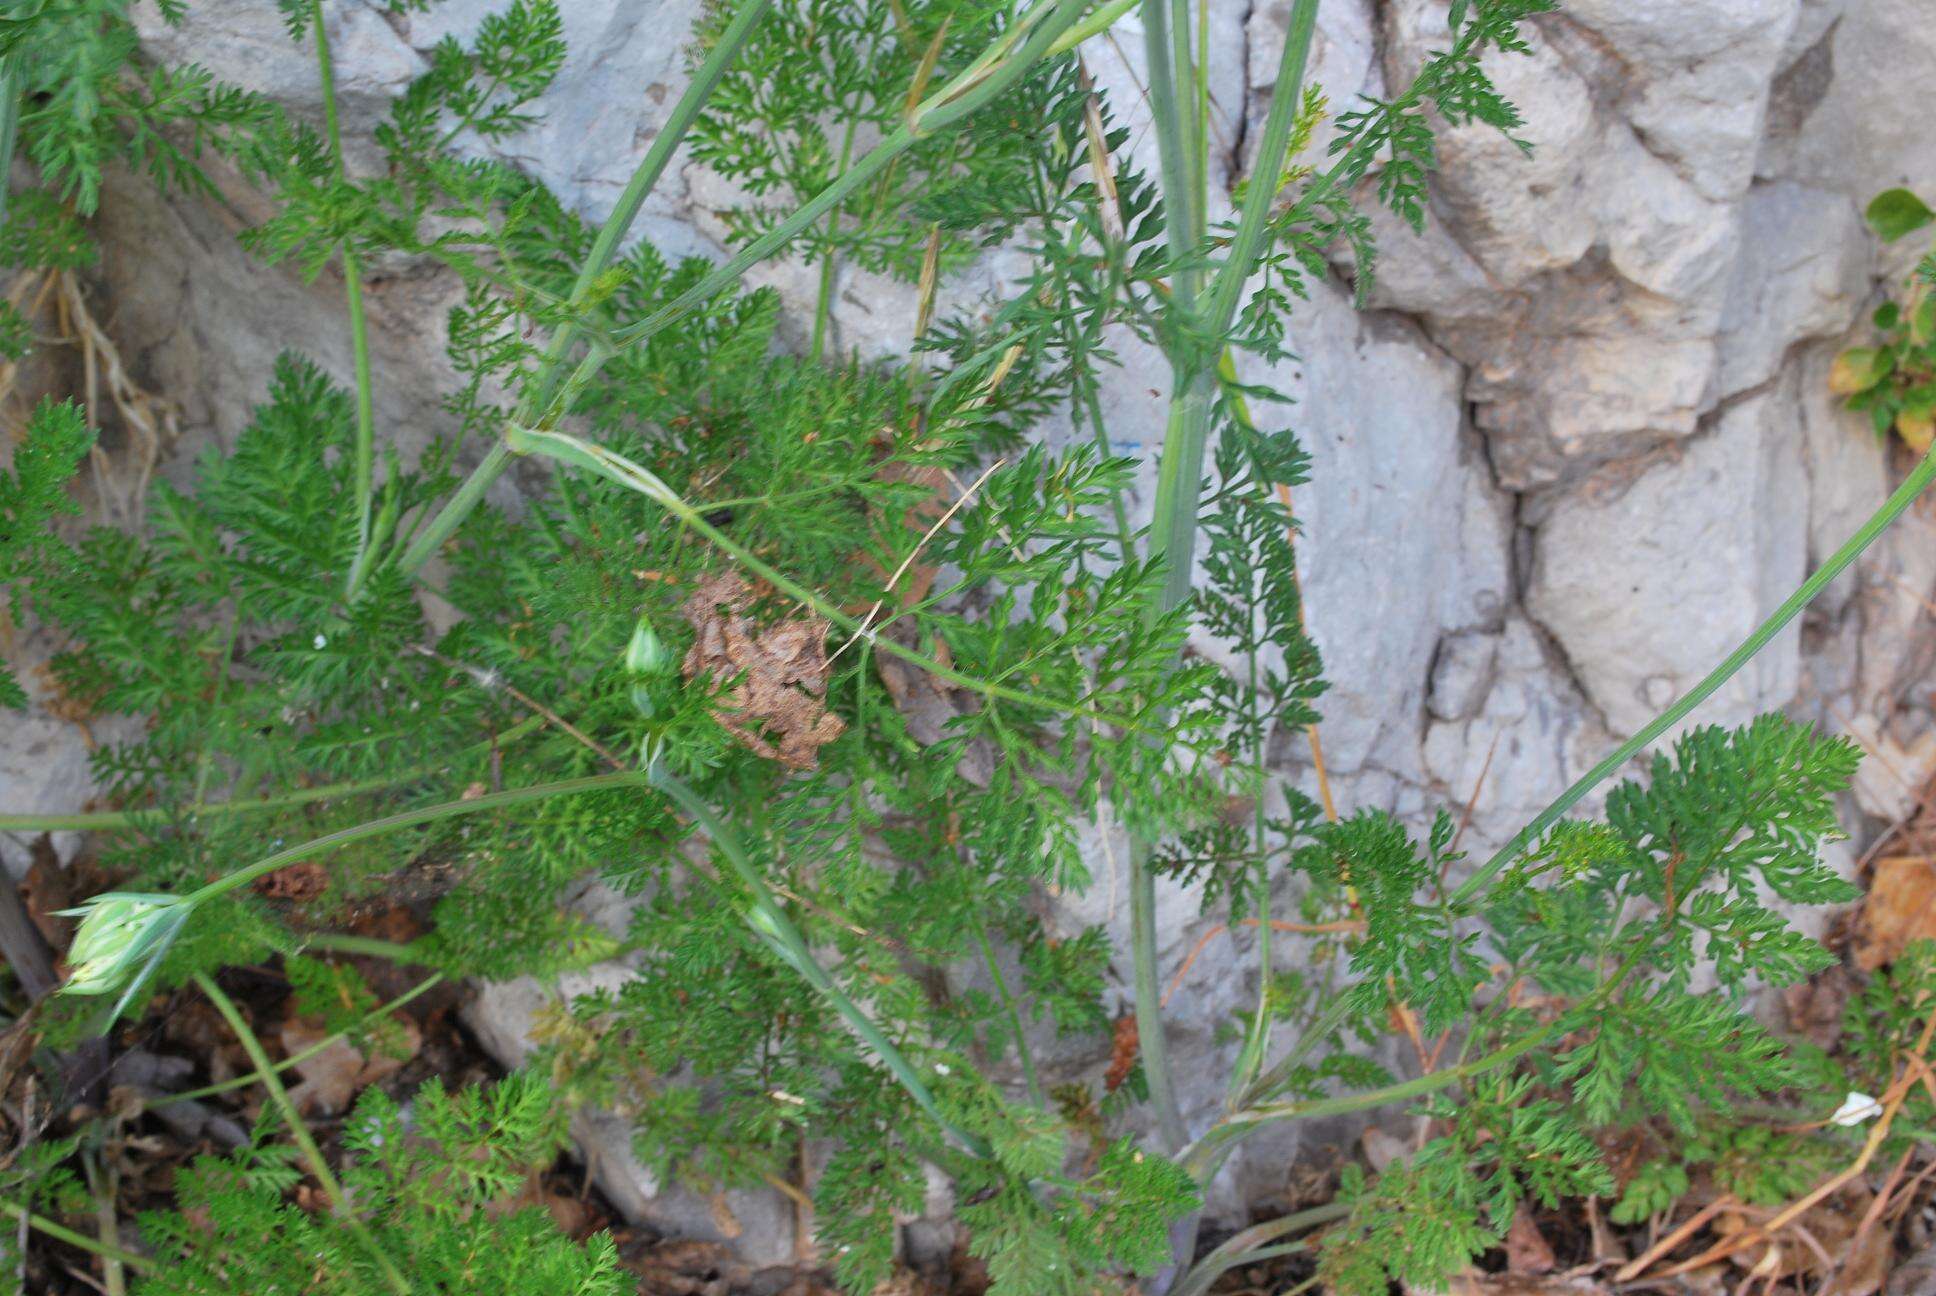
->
[[0, 0, 1919, 1258], [1525, 387, 1809, 737]]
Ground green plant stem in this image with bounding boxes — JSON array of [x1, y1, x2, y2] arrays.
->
[[1119, 0, 1234, 1261], [809, 116, 860, 364], [1043, 0, 1137, 56], [79, 1150, 124, 1296], [340, 262, 380, 596], [0, 55, 21, 235], [301, 932, 425, 962], [1190, 1010, 1547, 1174], [304, 0, 380, 598], [1127, 837, 1185, 1151], [1169, 1199, 1350, 1296], [1448, 438, 1936, 911], [973, 920, 1044, 1108], [1140, 0, 1198, 330], [531, 0, 775, 416], [1174, 0, 1205, 260], [396, 0, 775, 577], [165, 973, 443, 1105], [1124, 2, 1324, 1255], [649, 763, 993, 1158], [0, 1199, 154, 1273], [1202, 0, 1318, 336], [196, 973, 412, 1296], [1238, 990, 1348, 1109], [0, 716, 545, 833], [179, 771, 647, 911]]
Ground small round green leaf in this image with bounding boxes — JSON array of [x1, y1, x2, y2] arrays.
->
[[1865, 188, 1936, 244]]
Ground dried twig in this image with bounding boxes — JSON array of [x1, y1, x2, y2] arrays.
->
[[1645, 1002, 1936, 1280]]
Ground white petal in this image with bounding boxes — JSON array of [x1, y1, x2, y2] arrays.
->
[[1830, 1091, 1883, 1127]]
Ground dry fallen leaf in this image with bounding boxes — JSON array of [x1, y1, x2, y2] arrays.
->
[[1506, 1203, 1558, 1275], [681, 571, 845, 771], [1827, 1219, 1895, 1296], [1890, 1238, 1936, 1296], [1856, 855, 1936, 970], [487, 1169, 596, 1238], [1784, 965, 1855, 1049], [279, 1013, 421, 1115], [1716, 1194, 1871, 1284], [621, 1238, 751, 1296]]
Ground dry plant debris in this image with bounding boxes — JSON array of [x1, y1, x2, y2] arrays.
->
[[279, 1012, 422, 1115], [1858, 855, 1936, 971], [681, 571, 846, 770]]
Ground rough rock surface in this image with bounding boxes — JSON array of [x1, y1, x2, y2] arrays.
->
[[6, 0, 1936, 1261]]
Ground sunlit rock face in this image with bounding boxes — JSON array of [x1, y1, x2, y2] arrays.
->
[[5, 0, 1933, 1261]]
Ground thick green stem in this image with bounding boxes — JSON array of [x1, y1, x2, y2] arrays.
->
[[398, 440, 512, 575], [1173, 0, 1205, 258], [1203, 0, 1319, 336], [1141, 0, 1194, 305], [1128, 838, 1186, 1150], [1125, 14, 1328, 1277], [1146, 371, 1217, 614], [197, 973, 412, 1295], [396, 0, 775, 576], [1449, 439, 1936, 910], [651, 764, 992, 1158]]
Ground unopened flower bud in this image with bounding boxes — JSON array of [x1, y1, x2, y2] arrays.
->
[[624, 619, 673, 677], [56, 892, 187, 999]]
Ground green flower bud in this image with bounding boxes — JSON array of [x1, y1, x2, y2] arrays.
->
[[56, 892, 188, 1003], [624, 618, 673, 677]]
